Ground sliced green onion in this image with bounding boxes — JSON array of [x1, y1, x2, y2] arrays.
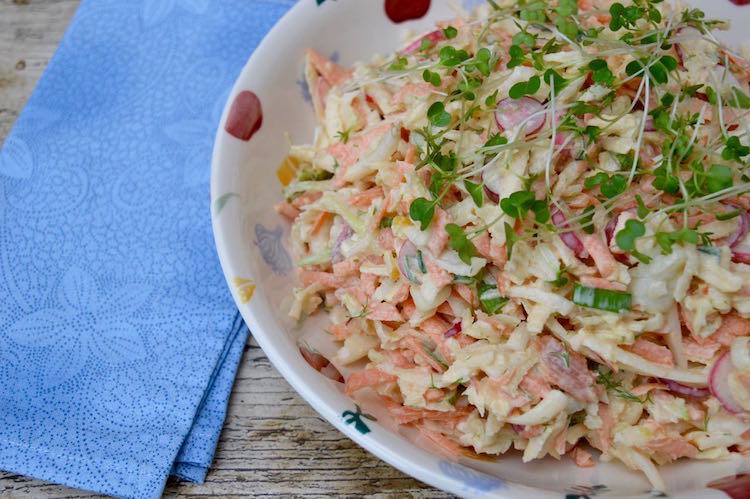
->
[[283, 180, 333, 198], [297, 250, 332, 267], [298, 168, 334, 182], [478, 282, 509, 315], [422, 339, 449, 369], [715, 209, 741, 221], [453, 275, 475, 284], [572, 283, 631, 313], [697, 246, 721, 257], [404, 250, 427, 275]]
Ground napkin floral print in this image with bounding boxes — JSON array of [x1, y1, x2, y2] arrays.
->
[[7, 267, 150, 387]]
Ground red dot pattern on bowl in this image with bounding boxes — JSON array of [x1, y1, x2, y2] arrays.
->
[[730, 0, 750, 5], [384, 0, 431, 23], [225, 90, 263, 141]]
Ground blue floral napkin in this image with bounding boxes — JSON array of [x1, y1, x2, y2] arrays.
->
[[0, 0, 294, 497]]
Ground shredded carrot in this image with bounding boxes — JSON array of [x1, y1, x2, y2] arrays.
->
[[310, 211, 332, 236], [329, 322, 354, 341], [291, 191, 323, 209], [368, 302, 403, 322], [349, 186, 384, 209], [572, 447, 595, 468], [305, 48, 352, 87], [579, 275, 627, 291], [427, 208, 451, 256], [581, 234, 618, 278], [345, 369, 397, 396], [333, 260, 359, 279], [275, 202, 300, 221], [299, 270, 342, 288], [630, 338, 675, 367]]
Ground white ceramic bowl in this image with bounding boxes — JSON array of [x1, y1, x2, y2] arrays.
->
[[211, 1, 750, 497]]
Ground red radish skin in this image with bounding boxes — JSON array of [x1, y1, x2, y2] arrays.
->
[[734, 250, 750, 264], [300, 347, 343, 383], [709, 352, 745, 414], [552, 209, 587, 259], [675, 43, 685, 68], [331, 223, 353, 264], [320, 363, 344, 383], [581, 72, 594, 90], [481, 168, 501, 203], [727, 207, 750, 263], [554, 131, 571, 147], [300, 346, 330, 372], [400, 127, 410, 142], [495, 97, 545, 135], [674, 27, 685, 68], [483, 185, 500, 204], [728, 209, 750, 247], [707, 473, 750, 499], [444, 322, 462, 338], [659, 378, 710, 399], [402, 30, 445, 55], [605, 213, 620, 245], [385, 0, 431, 23]]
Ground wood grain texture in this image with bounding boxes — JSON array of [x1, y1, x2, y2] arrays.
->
[[0, 1, 451, 497]]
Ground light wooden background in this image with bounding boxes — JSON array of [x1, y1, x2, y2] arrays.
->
[[0, 1, 452, 497]]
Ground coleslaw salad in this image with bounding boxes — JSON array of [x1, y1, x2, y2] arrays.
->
[[277, 0, 750, 492]]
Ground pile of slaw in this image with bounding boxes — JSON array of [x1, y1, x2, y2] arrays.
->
[[277, 0, 750, 491]]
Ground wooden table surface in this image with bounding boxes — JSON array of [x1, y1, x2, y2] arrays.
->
[[0, 1, 452, 497]]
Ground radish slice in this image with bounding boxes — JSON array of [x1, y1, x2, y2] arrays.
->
[[709, 352, 745, 414], [581, 72, 594, 90], [659, 378, 710, 398], [483, 185, 500, 204], [554, 131, 570, 147], [300, 347, 343, 383], [731, 338, 750, 371], [605, 213, 620, 246], [674, 38, 685, 68], [644, 117, 656, 132], [673, 27, 699, 69], [300, 346, 330, 371], [398, 240, 426, 283], [481, 167, 502, 203], [732, 247, 750, 264], [402, 30, 445, 55], [495, 97, 545, 135], [727, 207, 750, 263], [664, 305, 688, 369], [554, 132, 585, 159], [727, 209, 750, 247], [444, 322, 462, 338], [552, 209, 586, 259], [320, 363, 344, 383], [331, 223, 353, 264]]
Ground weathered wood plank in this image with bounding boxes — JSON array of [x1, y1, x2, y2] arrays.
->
[[0, 2, 451, 497]]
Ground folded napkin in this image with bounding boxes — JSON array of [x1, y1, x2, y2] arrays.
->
[[0, 0, 294, 496]]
